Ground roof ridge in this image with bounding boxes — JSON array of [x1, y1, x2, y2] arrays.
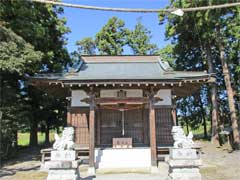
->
[[81, 55, 161, 57], [80, 55, 162, 63]]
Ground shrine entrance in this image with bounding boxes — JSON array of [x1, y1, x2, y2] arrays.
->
[[96, 106, 149, 147]]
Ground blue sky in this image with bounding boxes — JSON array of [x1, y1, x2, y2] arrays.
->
[[60, 0, 171, 54]]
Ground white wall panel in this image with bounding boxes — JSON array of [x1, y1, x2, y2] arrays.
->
[[71, 90, 89, 107], [154, 89, 172, 105], [100, 89, 143, 98]]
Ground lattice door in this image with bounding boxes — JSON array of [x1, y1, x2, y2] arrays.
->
[[124, 109, 144, 145], [155, 108, 174, 146], [100, 109, 122, 145]]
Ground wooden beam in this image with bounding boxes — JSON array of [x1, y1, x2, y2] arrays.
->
[[149, 96, 157, 166], [82, 97, 163, 104]]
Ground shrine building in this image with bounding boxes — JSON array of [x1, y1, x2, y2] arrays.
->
[[29, 55, 214, 172]]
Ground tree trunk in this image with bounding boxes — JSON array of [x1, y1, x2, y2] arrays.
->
[[206, 45, 219, 144], [219, 41, 240, 150], [199, 93, 208, 139], [29, 119, 38, 147], [45, 123, 50, 145], [186, 119, 189, 134], [203, 115, 207, 139]]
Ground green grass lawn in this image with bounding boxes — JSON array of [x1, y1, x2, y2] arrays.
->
[[17, 123, 211, 146], [18, 131, 55, 146], [182, 121, 211, 139]]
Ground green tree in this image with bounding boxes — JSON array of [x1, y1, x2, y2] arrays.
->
[[95, 16, 128, 55], [158, 45, 175, 67], [0, 25, 42, 154], [0, 26, 42, 74], [76, 37, 96, 55], [0, 0, 70, 147], [127, 19, 157, 55], [159, 0, 240, 149]]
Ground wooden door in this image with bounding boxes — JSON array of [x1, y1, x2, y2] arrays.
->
[[155, 108, 174, 146], [124, 109, 144, 145], [68, 108, 89, 147], [99, 109, 122, 146]]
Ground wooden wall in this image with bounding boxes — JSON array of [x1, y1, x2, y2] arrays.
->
[[67, 107, 89, 148], [67, 106, 174, 148]]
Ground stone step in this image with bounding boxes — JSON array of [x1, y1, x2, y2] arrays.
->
[[95, 148, 151, 169]]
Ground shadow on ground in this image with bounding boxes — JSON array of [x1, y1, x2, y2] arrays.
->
[[0, 145, 49, 179], [0, 165, 40, 178]]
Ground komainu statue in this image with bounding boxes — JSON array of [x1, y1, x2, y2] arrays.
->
[[53, 127, 75, 150], [171, 126, 194, 148]]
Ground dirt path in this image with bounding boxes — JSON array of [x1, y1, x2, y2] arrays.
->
[[200, 141, 240, 180], [0, 142, 240, 180]]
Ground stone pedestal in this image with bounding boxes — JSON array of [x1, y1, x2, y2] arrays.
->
[[150, 166, 160, 173], [46, 150, 80, 180], [88, 166, 96, 175], [167, 148, 202, 180], [51, 150, 76, 161]]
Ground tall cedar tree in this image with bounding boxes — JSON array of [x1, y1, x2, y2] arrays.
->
[[95, 17, 128, 55], [77, 17, 157, 55], [76, 37, 96, 55], [127, 19, 157, 55], [159, 0, 240, 148], [0, 0, 70, 147], [0, 25, 42, 153]]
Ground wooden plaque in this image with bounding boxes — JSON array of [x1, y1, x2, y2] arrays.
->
[[112, 138, 133, 149]]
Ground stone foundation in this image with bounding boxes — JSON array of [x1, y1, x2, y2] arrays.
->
[[46, 150, 80, 180], [47, 168, 79, 180], [167, 148, 202, 180]]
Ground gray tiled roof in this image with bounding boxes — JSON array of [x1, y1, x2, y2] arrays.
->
[[31, 56, 211, 81]]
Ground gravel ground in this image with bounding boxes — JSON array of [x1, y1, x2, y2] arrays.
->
[[0, 142, 240, 180]]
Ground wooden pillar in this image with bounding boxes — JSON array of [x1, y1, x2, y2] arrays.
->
[[67, 110, 72, 126], [171, 106, 177, 126], [66, 91, 72, 126], [97, 110, 101, 146], [171, 95, 177, 126], [89, 94, 95, 168], [143, 108, 149, 145], [149, 97, 157, 166]]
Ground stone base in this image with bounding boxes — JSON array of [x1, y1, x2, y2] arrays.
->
[[167, 148, 202, 180], [170, 148, 198, 160], [88, 167, 96, 175], [47, 169, 79, 180], [45, 157, 80, 180], [168, 159, 202, 167], [150, 166, 160, 173], [51, 150, 76, 161], [168, 168, 201, 180], [42, 160, 81, 171]]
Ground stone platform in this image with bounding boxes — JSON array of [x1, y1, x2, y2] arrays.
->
[[167, 148, 202, 180], [95, 148, 151, 169], [46, 150, 80, 180]]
